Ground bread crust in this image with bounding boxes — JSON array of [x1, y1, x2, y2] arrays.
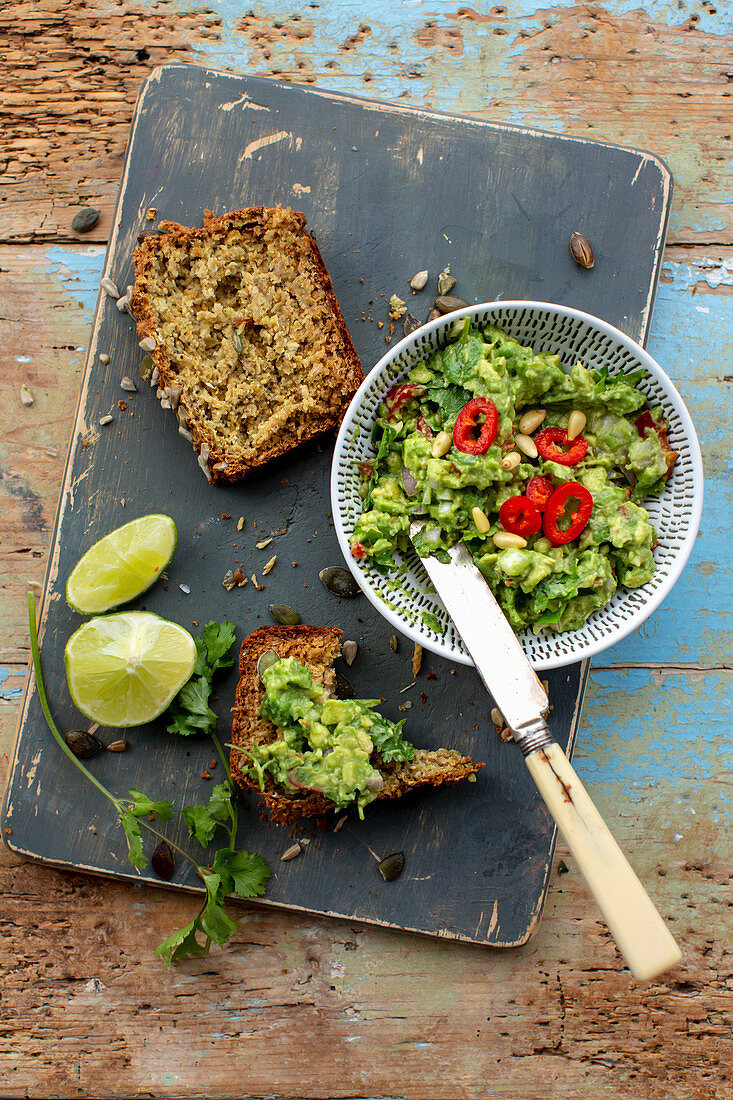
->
[[230, 625, 483, 826], [131, 206, 363, 484]]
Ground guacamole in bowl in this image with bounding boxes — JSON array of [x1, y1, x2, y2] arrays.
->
[[331, 302, 703, 670]]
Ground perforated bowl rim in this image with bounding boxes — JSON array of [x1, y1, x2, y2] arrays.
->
[[330, 301, 704, 670]]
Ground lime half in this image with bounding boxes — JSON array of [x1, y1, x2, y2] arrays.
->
[[66, 514, 177, 614], [65, 611, 196, 727]]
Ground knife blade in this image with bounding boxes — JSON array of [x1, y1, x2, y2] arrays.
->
[[411, 520, 682, 981]]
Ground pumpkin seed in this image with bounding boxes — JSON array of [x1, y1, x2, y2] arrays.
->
[[336, 672, 355, 699], [233, 331, 243, 354], [72, 207, 100, 233], [426, 307, 442, 323], [139, 336, 156, 352], [570, 231, 595, 269], [341, 640, 358, 666], [437, 266, 456, 295], [319, 566, 361, 598], [65, 729, 103, 759], [269, 603, 300, 625], [99, 353, 110, 365], [100, 276, 120, 298], [410, 269, 428, 291], [257, 649, 280, 681], [151, 841, 175, 880], [434, 294, 469, 315], [378, 852, 405, 882]]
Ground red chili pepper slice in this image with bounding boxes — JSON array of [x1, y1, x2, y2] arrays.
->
[[535, 426, 588, 466], [525, 476, 555, 512], [542, 482, 593, 545], [416, 410, 433, 439], [384, 383, 425, 421], [453, 397, 499, 455], [350, 540, 367, 560], [499, 496, 542, 538]]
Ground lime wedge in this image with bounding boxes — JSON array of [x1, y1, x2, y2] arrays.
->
[[65, 611, 196, 727], [66, 514, 177, 613]]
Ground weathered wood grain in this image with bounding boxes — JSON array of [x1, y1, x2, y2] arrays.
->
[[1, 2, 732, 246]]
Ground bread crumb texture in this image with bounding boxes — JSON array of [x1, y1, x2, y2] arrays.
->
[[132, 206, 362, 481]]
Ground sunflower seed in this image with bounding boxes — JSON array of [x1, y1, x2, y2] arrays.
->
[[232, 568, 246, 586], [99, 353, 110, 365], [178, 426, 193, 442], [257, 649, 280, 681], [237, 516, 244, 531], [179, 583, 190, 594], [222, 570, 236, 591], [101, 276, 120, 298], [20, 385, 34, 406], [139, 336, 156, 352], [65, 730, 103, 759], [99, 414, 114, 425], [411, 643, 423, 676], [107, 739, 128, 752], [341, 640, 358, 666], [319, 566, 361, 598], [280, 843, 302, 862], [333, 814, 348, 833], [120, 376, 137, 392], [256, 537, 272, 549], [150, 366, 159, 386], [151, 841, 175, 880], [437, 266, 456, 295], [389, 634, 399, 652], [262, 555, 277, 575], [410, 269, 428, 291], [490, 707, 504, 728], [116, 294, 130, 313], [72, 207, 100, 233], [570, 232, 595, 269], [160, 397, 171, 410], [269, 604, 300, 625], [336, 672, 355, 699], [197, 455, 212, 481], [434, 294, 469, 315], [378, 852, 405, 882]]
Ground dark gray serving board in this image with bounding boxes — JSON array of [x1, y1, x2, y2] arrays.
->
[[3, 65, 671, 947]]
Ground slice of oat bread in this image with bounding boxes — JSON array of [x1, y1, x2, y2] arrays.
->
[[131, 206, 363, 483], [230, 625, 483, 825]]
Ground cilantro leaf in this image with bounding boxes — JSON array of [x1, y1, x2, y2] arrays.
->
[[198, 621, 236, 677], [119, 808, 147, 870], [155, 920, 207, 967], [127, 787, 174, 822], [166, 676, 217, 737], [182, 780, 235, 847], [212, 847, 271, 899], [369, 717, 415, 764], [199, 872, 238, 945]]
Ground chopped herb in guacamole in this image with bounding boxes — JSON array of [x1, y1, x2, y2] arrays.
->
[[350, 319, 677, 634], [247, 657, 414, 817]]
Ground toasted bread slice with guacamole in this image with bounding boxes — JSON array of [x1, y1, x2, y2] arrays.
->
[[229, 625, 483, 825]]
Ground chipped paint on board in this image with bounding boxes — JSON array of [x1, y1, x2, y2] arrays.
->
[[242, 130, 293, 160]]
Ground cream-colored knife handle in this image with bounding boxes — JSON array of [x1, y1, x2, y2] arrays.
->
[[525, 740, 681, 982]]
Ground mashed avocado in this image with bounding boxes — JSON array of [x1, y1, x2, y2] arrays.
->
[[351, 320, 675, 634], [247, 657, 414, 817]]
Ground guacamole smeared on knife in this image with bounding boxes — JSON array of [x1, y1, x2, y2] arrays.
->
[[350, 320, 677, 634], [247, 657, 414, 817]]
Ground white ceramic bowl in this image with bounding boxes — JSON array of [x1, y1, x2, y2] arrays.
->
[[331, 302, 703, 670]]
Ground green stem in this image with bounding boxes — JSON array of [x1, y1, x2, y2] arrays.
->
[[28, 591, 204, 879], [211, 731, 230, 778]]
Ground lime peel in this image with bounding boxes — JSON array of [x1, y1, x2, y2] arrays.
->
[[66, 514, 177, 614]]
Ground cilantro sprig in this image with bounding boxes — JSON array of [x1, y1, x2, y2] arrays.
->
[[28, 595, 269, 967]]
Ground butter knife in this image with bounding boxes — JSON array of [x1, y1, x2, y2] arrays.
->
[[411, 520, 681, 981]]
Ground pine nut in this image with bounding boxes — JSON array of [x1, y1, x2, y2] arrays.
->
[[515, 433, 538, 459], [493, 530, 527, 549], [518, 408, 546, 435], [567, 409, 587, 441], [431, 430, 452, 458], [472, 506, 491, 534], [501, 451, 521, 471]]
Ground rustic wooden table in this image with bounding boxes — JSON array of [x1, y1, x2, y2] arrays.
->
[[1, 3, 731, 1098]]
